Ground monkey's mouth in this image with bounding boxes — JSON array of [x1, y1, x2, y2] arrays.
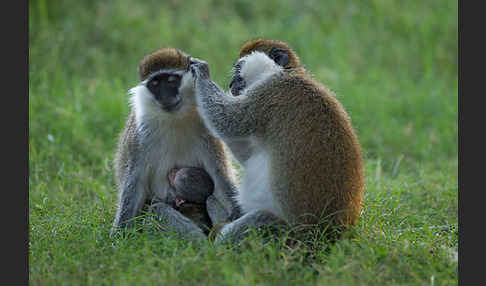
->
[[161, 98, 182, 112]]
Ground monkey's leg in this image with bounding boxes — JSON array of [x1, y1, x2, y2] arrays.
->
[[203, 158, 241, 223], [188, 135, 240, 222], [148, 202, 206, 241], [214, 209, 289, 244], [206, 194, 230, 225]]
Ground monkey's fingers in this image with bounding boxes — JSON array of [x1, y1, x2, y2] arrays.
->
[[189, 57, 207, 66], [189, 58, 210, 79]]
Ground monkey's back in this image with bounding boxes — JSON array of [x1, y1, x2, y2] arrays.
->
[[262, 72, 365, 228], [114, 111, 139, 190]]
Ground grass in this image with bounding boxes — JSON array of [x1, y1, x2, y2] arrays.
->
[[29, 0, 458, 285]]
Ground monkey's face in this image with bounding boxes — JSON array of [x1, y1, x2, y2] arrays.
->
[[130, 67, 196, 117], [229, 61, 246, 96], [144, 69, 185, 112], [229, 49, 285, 97], [238, 39, 299, 69], [131, 48, 198, 117]]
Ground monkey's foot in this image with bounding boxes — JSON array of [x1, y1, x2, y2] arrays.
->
[[189, 58, 210, 79]]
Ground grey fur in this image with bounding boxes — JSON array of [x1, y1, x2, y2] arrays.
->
[[189, 59, 259, 141], [148, 202, 206, 240], [215, 210, 288, 244], [111, 66, 239, 239], [206, 194, 230, 226]]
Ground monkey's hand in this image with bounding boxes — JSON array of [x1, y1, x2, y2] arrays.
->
[[189, 57, 210, 80]]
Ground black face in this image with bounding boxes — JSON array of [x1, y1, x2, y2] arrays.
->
[[269, 47, 289, 67], [145, 70, 183, 112], [229, 60, 246, 97]]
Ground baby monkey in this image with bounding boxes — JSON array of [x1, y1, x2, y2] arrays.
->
[[168, 167, 214, 234]]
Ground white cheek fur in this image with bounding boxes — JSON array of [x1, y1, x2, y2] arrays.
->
[[235, 138, 283, 219], [177, 71, 197, 111], [128, 71, 196, 127], [129, 85, 166, 127], [239, 51, 283, 88]]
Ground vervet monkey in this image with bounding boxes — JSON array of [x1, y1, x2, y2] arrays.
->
[[190, 39, 365, 242], [111, 48, 239, 240]]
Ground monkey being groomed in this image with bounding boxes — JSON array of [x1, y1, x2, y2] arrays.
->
[[111, 48, 240, 240]]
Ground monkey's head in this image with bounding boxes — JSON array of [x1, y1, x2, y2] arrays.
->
[[239, 39, 301, 69], [130, 48, 197, 115], [229, 39, 302, 96]]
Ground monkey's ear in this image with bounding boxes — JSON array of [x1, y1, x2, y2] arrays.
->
[[269, 47, 289, 67]]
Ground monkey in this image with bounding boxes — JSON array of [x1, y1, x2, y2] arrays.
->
[[167, 167, 215, 234], [168, 167, 214, 206], [111, 47, 240, 240], [190, 39, 365, 243]]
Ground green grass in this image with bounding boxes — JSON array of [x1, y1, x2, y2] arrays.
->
[[29, 0, 458, 285]]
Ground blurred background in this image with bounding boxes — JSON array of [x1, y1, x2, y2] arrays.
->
[[29, 0, 457, 177]]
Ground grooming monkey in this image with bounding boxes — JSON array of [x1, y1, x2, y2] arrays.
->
[[190, 39, 365, 242], [111, 48, 239, 239]]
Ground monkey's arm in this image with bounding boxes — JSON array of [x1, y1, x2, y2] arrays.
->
[[191, 59, 258, 139], [206, 194, 231, 224], [111, 167, 148, 234], [199, 139, 242, 223], [214, 210, 288, 244]]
